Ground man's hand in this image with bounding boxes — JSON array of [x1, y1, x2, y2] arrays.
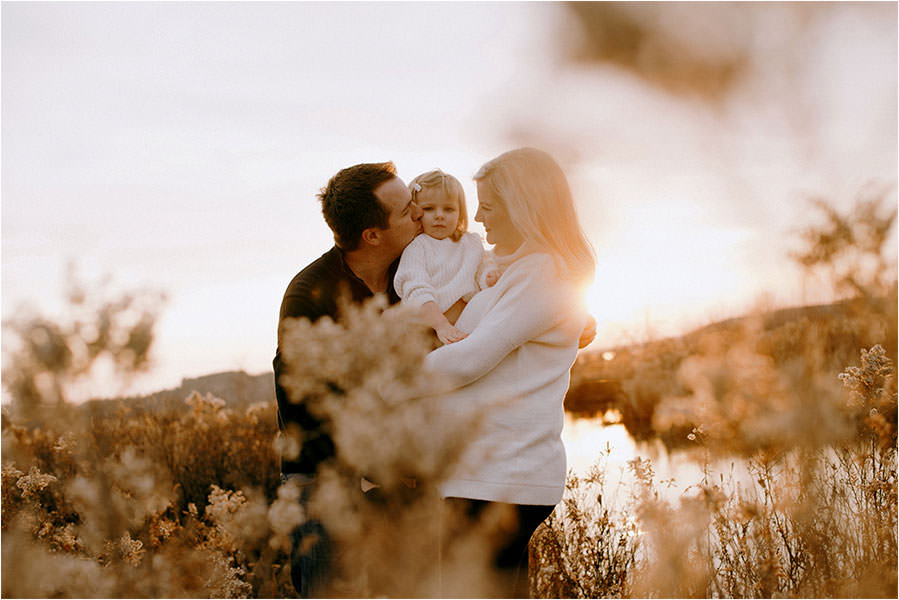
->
[[578, 314, 597, 349]]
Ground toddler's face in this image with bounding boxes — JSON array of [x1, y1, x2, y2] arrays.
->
[[417, 188, 459, 240]]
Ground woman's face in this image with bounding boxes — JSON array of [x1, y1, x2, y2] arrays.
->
[[475, 180, 524, 255]]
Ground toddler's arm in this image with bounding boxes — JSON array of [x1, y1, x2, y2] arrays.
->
[[420, 301, 468, 345]]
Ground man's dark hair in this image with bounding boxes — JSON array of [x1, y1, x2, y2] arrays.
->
[[318, 162, 398, 251]]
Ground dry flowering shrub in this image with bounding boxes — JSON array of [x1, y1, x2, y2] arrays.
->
[[839, 344, 898, 450], [2, 287, 504, 597], [626, 458, 722, 599], [537, 356, 896, 598], [81, 392, 281, 514], [2, 270, 165, 420], [1, 398, 303, 597], [535, 335, 898, 598], [1, 275, 291, 597], [0, 405, 283, 597], [266, 479, 306, 551], [792, 189, 897, 303], [1, 463, 25, 528], [531, 451, 641, 598], [652, 316, 859, 456], [279, 295, 466, 488], [278, 295, 502, 597]]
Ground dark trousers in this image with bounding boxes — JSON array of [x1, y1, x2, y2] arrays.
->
[[287, 476, 423, 598], [444, 498, 555, 598], [289, 517, 333, 598], [285, 475, 331, 598], [288, 482, 553, 598]]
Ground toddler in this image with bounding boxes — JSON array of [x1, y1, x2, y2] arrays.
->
[[394, 169, 498, 344]]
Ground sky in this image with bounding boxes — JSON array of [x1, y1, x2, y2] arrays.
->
[[2, 2, 896, 399]]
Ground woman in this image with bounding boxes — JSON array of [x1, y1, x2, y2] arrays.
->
[[424, 147, 596, 596]]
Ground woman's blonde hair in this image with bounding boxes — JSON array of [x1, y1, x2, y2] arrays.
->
[[409, 169, 468, 242], [474, 148, 596, 284]]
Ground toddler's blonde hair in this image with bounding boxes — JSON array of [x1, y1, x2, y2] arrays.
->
[[409, 169, 468, 242]]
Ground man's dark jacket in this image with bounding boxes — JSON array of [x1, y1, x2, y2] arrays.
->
[[273, 246, 400, 476]]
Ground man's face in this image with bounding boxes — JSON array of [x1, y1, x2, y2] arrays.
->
[[373, 177, 422, 259]]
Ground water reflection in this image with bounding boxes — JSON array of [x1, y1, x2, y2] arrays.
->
[[562, 414, 755, 505]]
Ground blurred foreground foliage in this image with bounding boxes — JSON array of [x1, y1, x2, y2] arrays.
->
[[2, 195, 896, 597], [565, 2, 754, 102], [563, 2, 888, 108], [2, 271, 166, 417], [2, 287, 498, 597]]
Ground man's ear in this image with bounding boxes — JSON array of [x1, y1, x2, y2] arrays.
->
[[360, 227, 381, 246]]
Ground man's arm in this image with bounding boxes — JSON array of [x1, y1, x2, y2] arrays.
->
[[579, 314, 597, 349], [274, 289, 335, 476], [273, 348, 334, 476]]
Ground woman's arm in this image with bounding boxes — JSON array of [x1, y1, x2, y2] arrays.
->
[[424, 255, 579, 391]]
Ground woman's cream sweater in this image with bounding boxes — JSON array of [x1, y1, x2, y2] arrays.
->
[[423, 251, 587, 506]]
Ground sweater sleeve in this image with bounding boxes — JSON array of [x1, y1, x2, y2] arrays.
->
[[423, 255, 577, 391], [393, 236, 437, 309]]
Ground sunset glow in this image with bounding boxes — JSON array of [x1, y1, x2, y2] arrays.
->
[[3, 2, 895, 397]]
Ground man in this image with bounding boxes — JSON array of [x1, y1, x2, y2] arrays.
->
[[273, 161, 421, 596], [274, 161, 420, 476]]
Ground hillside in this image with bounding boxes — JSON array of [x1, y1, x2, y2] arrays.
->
[[85, 370, 275, 415], [565, 295, 896, 444]]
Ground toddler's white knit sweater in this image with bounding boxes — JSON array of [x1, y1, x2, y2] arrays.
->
[[394, 232, 486, 312], [423, 251, 587, 506]]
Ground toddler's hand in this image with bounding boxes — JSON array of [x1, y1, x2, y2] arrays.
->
[[436, 323, 468, 345], [484, 269, 500, 287]]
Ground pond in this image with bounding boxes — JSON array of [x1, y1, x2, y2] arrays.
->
[[562, 414, 757, 506]]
